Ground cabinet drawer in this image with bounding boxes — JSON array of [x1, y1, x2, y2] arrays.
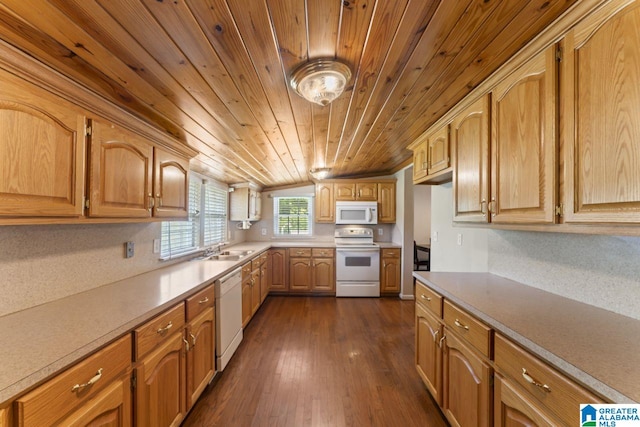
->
[[241, 262, 252, 279], [134, 303, 185, 360], [289, 248, 312, 257], [185, 284, 215, 322], [494, 333, 604, 427], [15, 334, 131, 427], [415, 281, 442, 317], [260, 252, 268, 265], [443, 300, 491, 358], [251, 256, 262, 271], [312, 248, 334, 257], [381, 248, 400, 258]]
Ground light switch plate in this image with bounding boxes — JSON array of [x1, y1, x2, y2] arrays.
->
[[153, 239, 160, 254], [457, 233, 463, 246], [261, 228, 267, 236], [378, 228, 383, 236], [432, 231, 438, 242]]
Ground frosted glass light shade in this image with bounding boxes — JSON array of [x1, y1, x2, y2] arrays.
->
[[290, 59, 352, 106]]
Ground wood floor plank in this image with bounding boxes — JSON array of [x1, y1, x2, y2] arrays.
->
[[182, 296, 447, 427]]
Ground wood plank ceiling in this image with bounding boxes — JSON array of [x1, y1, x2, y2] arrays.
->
[[0, 0, 577, 188]]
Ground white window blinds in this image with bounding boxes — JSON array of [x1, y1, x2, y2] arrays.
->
[[204, 185, 228, 246], [160, 178, 201, 258], [274, 196, 312, 236]]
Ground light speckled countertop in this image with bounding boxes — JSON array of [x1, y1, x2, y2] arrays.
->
[[413, 272, 640, 404], [0, 240, 400, 404]]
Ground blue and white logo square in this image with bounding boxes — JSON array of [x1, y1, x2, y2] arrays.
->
[[581, 404, 640, 426]]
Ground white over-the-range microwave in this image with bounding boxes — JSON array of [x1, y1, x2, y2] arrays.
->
[[335, 201, 378, 225]]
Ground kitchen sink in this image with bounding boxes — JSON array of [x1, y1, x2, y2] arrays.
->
[[191, 249, 254, 261]]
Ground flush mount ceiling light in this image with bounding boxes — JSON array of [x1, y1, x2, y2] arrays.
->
[[309, 167, 332, 180], [290, 59, 352, 106]]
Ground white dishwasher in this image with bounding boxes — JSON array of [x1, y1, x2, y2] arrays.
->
[[215, 268, 243, 371]]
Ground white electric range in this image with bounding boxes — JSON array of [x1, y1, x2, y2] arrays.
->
[[334, 227, 380, 297]]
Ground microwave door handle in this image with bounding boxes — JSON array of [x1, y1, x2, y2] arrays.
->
[[366, 208, 371, 223]]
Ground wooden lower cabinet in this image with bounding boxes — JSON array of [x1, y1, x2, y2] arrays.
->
[[311, 257, 334, 292], [0, 405, 10, 427], [15, 335, 132, 427], [441, 329, 492, 427], [269, 249, 288, 292], [260, 262, 269, 303], [380, 248, 401, 294], [251, 269, 261, 315], [134, 331, 187, 427], [289, 256, 312, 292], [185, 307, 215, 409], [494, 374, 561, 427], [415, 302, 443, 405]]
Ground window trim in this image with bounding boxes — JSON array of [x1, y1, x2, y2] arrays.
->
[[273, 196, 313, 237], [160, 173, 228, 260]]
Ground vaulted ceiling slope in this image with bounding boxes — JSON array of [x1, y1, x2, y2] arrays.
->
[[0, 0, 577, 188]]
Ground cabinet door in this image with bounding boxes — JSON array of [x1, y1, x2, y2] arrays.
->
[[251, 269, 261, 314], [494, 374, 560, 427], [153, 148, 189, 219], [135, 332, 186, 427], [311, 257, 335, 292], [381, 255, 400, 293], [289, 257, 312, 292], [249, 190, 261, 221], [88, 119, 153, 218], [335, 182, 356, 200], [355, 182, 377, 201], [412, 140, 429, 183], [453, 95, 491, 223], [241, 277, 252, 328], [491, 46, 557, 224], [57, 374, 132, 427], [186, 308, 215, 409], [415, 303, 442, 405], [260, 263, 269, 303], [428, 125, 450, 175], [0, 72, 86, 217], [442, 330, 491, 427], [563, 1, 640, 223], [315, 183, 334, 222], [377, 182, 396, 223], [269, 249, 288, 292]]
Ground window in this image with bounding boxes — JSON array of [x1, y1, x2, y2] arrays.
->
[[274, 196, 312, 236], [161, 175, 228, 258]]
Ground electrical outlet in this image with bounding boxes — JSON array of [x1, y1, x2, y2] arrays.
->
[[457, 233, 463, 246], [378, 228, 383, 236], [261, 228, 267, 236], [432, 231, 438, 242], [153, 239, 160, 254], [125, 241, 134, 258]]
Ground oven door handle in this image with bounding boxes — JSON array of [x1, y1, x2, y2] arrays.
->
[[336, 248, 380, 253]]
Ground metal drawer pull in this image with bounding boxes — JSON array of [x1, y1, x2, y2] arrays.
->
[[71, 368, 103, 392], [421, 295, 431, 302], [433, 330, 439, 343], [454, 319, 469, 330], [190, 333, 197, 347], [522, 368, 551, 392], [183, 337, 190, 352], [198, 297, 209, 304], [157, 321, 173, 334]]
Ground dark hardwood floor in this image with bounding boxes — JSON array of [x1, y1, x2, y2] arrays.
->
[[183, 296, 448, 427]]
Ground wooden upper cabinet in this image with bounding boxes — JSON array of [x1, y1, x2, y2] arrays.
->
[[335, 182, 356, 200], [563, 0, 640, 223], [88, 119, 153, 218], [452, 95, 491, 223], [427, 125, 450, 175], [153, 148, 189, 219], [355, 182, 377, 201], [315, 182, 334, 222], [0, 71, 86, 217], [491, 45, 557, 224], [412, 139, 429, 183], [377, 182, 396, 223]]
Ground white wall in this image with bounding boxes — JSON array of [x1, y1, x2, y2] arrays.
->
[[413, 185, 431, 244], [430, 183, 489, 272]]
